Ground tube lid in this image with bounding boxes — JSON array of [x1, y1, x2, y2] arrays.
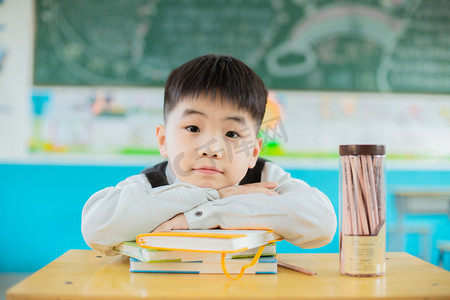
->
[[339, 144, 385, 156]]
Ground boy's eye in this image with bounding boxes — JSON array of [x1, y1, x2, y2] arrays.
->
[[186, 126, 200, 133], [225, 131, 240, 139]]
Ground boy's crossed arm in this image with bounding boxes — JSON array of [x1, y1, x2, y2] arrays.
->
[[153, 182, 278, 232], [82, 177, 279, 255]]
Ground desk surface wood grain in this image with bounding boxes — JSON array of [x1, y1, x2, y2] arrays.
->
[[7, 250, 450, 300]]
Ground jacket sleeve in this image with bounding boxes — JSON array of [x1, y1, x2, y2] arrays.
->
[[184, 162, 337, 249], [81, 174, 220, 255]]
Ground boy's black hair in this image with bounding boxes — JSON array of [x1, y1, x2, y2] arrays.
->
[[164, 54, 268, 130]]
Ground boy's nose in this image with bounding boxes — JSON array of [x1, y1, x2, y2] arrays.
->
[[196, 137, 224, 159]]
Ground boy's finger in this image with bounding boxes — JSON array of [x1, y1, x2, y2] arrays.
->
[[247, 182, 278, 188], [262, 190, 278, 196], [253, 187, 278, 196], [267, 190, 279, 196]]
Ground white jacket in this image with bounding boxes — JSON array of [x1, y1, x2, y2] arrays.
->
[[81, 161, 337, 255]]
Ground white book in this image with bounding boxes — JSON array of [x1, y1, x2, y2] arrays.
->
[[129, 256, 277, 274]]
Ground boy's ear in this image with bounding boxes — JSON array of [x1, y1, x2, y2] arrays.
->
[[248, 137, 263, 169], [156, 124, 167, 157]]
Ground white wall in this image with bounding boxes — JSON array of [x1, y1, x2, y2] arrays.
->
[[0, 0, 33, 159]]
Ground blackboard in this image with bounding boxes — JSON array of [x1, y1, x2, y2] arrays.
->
[[34, 0, 450, 93]]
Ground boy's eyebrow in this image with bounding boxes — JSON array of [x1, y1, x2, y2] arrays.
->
[[224, 115, 246, 125], [182, 109, 206, 118], [182, 109, 247, 125]]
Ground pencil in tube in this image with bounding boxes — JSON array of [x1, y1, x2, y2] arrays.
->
[[349, 156, 370, 235]]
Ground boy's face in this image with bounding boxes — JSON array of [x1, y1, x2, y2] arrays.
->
[[156, 95, 262, 189]]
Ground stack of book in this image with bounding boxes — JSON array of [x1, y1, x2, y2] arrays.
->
[[114, 229, 281, 275]]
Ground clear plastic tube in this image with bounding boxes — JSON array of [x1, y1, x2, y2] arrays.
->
[[339, 145, 386, 276]]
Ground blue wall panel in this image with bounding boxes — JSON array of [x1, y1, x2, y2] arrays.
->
[[0, 164, 141, 272], [1, 163, 449, 272]]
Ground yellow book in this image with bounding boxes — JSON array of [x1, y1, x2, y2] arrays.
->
[[136, 229, 282, 253]]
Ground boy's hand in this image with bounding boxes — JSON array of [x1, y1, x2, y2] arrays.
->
[[218, 182, 278, 198], [153, 213, 188, 232]]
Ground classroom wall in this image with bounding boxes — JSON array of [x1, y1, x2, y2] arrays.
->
[[1, 162, 449, 272]]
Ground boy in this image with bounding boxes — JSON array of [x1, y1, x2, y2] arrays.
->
[[82, 54, 336, 256]]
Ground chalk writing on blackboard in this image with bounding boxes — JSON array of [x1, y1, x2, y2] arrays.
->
[[34, 0, 450, 94]]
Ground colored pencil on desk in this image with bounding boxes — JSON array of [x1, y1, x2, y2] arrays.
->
[[277, 260, 317, 276]]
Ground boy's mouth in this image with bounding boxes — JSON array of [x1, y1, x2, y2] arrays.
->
[[194, 166, 223, 175]]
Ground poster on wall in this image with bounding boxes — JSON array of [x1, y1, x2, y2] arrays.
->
[[31, 88, 164, 156], [30, 88, 450, 161]]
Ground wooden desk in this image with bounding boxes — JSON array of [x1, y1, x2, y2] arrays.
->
[[7, 250, 450, 300]]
